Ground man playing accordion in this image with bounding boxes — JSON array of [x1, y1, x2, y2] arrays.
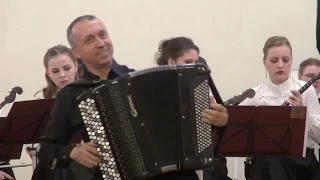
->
[[36, 15, 228, 180]]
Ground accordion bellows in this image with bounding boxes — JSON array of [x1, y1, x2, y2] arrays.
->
[[77, 64, 215, 180]]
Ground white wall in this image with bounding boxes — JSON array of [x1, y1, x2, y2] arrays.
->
[[1, 0, 319, 179]]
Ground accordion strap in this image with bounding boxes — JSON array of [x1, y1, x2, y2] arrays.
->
[[199, 57, 227, 158]]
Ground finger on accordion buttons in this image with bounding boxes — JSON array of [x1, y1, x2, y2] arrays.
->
[[83, 143, 99, 156], [84, 152, 101, 166], [203, 108, 220, 118], [81, 156, 99, 168], [70, 146, 100, 168], [202, 106, 228, 127], [87, 141, 96, 146], [201, 112, 218, 125], [209, 103, 226, 112]]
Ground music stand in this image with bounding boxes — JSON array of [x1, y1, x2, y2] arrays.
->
[[0, 98, 55, 171], [0, 117, 23, 161], [219, 106, 307, 158]]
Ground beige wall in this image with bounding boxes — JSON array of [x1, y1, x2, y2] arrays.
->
[[1, 0, 319, 179]]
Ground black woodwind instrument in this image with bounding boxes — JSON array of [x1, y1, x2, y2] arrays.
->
[[281, 73, 320, 106]]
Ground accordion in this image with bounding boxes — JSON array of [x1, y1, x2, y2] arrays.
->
[[77, 64, 217, 180]]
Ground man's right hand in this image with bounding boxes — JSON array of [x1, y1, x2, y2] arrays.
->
[[70, 141, 101, 168]]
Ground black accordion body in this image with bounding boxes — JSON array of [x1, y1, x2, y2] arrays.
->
[[77, 64, 216, 180]]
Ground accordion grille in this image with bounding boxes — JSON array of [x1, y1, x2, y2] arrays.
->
[[104, 84, 146, 177], [129, 65, 177, 78], [78, 98, 122, 180], [194, 80, 212, 153]]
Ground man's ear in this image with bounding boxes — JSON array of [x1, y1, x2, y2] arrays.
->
[[74, 60, 79, 72], [72, 48, 81, 59]]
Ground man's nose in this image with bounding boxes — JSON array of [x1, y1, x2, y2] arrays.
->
[[96, 38, 105, 48]]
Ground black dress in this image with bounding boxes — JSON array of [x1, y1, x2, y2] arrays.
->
[[248, 148, 320, 180], [245, 100, 320, 179]]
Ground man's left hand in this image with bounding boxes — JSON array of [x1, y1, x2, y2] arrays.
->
[[202, 103, 228, 127]]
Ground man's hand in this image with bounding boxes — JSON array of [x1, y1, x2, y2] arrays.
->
[[70, 141, 101, 168], [287, 90, 303, 106], [202, 103, 228, 127], [0, 171, 14, 180]]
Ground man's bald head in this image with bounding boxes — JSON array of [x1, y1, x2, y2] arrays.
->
[[67, 15, 98, 48]]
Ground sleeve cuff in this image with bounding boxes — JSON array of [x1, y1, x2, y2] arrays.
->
[[56, 146, 75, 165]]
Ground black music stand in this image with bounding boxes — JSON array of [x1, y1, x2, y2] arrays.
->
[[0, 99, 55, 170], [6, 98, 83, 144], [3, 99, 55, 145], [219, 106, 307, 157], [1, 98, 83, 180], [0, 116, 23, 161]]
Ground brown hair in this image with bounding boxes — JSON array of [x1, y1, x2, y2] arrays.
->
[[299, 58, 320, 74], [263, 36, 292, 59], [155, 37, 199, 65], [35, 45, 78, 99]]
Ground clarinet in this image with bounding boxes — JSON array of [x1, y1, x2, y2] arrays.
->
[[281, 75, 320, 106]]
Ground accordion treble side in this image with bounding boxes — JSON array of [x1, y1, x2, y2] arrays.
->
[[77, 64, 216, 180]]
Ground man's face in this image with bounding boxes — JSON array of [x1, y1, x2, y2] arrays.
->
[[72, 19, 114, 68]]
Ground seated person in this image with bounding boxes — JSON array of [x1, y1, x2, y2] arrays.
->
[[240, 36, 320, 180]]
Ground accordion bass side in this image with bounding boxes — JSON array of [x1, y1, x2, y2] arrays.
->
[[77, 64, 216, 179]]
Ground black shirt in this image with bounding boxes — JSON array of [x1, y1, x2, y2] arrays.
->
[[38, 60, 199, 180]]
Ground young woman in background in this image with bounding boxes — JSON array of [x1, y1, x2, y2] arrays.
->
[[34, 45, 79, 99], [27, 45, 79, 179], [240, 36, 320, 180]]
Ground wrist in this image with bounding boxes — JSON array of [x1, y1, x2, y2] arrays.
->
[[57, 146, 75, 164], [69, 146, 78, 160]]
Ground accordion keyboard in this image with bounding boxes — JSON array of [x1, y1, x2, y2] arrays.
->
[[194, 79, 212, 154], [78, 98, 122, 180]]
